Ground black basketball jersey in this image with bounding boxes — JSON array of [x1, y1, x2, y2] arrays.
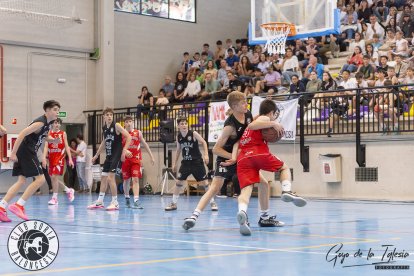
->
[[216, 110, 253, 162], [103, 122, 122, 159], [177, 130, 202, 162], [19, 115, 53, 154]]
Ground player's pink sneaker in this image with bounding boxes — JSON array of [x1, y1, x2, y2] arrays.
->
[[87, 201, 104, 209], [66, 188, 75, 202], [8, 203, 29, 221], [0, 207, 11, 222], [48, 198, 58, 205]]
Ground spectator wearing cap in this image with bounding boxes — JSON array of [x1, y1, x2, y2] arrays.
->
[[399, 13, 414, 39]]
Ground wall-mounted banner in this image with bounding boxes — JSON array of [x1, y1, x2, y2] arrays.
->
[[251, 96, 298, 141], [208, 101, 230, 142]]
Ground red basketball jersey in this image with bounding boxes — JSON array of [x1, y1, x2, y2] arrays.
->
[[122, 129, 142, 164], [48, 130, 66, 166], [238, 128, 269, 159]]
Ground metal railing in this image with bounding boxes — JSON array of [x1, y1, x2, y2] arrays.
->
[[84, 84, 414, 169]]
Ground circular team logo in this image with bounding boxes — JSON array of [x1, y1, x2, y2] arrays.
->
[[8, 220, 59, 271], [187, 136, 192, 141], [247, 118, 252, 124]]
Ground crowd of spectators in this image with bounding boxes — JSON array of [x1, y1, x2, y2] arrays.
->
[[136, 0, 414, 135]]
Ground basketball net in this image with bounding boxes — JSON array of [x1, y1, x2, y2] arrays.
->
[[261, 23, 293, 55], [0, 0, 86, 29]]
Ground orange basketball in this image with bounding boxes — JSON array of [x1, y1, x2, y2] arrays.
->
[[261, 127, 283, 142]]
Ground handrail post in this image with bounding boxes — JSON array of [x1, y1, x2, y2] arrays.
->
[[299, 95, 309, 172], [355, 87, 366, 167], [92, 111, 97, 156]]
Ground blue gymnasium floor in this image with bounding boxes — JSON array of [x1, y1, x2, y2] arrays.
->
[[0, 194, 413, 276]]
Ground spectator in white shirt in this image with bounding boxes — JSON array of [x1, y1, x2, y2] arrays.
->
[[365, 15, 385, 42], [75, 134, 88, 192], [183, 73, 201, 101]]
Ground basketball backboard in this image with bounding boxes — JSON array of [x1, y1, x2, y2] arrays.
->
[[249, 0, 340, 44]]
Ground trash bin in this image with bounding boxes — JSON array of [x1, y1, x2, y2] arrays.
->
[[319, 154, 342, 182]]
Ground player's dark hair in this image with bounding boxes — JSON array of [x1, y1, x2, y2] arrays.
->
[[55, 118, 63, 124], [43, 100, 60, 111], [259, 99, 278, 116], [77, 134, 84, 140], [176, 116, 187, 124]]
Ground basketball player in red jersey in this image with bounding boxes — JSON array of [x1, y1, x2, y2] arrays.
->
[[224, 99, 307, 236], [42, 118, 75, 205], [122, 116, 155, 209]]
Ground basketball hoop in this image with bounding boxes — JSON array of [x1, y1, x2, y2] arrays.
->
[[260, 22, 296, 55]]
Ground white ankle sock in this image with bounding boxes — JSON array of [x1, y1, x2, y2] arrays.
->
[[238, 203, 248, 213], [281, 180, 291, 192], [52, 193, 58, 199], [191, 209, 201, 220], [17, 198, 26, 206], [97, 192, 105, 202], [112, 196, 118, 203], [172, 194, 179, 204], [260, 209, 270, 219], [134, 196, 139, 202], [125, 194, 130, 199], [0, 199, 8, 209], [63, 186, 69, 192]]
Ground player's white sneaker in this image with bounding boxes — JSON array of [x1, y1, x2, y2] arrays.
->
[[237, 210, 252, 236], [106, 201, 119, 211], [48, 198, 58, 205]]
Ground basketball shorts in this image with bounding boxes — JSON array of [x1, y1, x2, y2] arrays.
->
[[12, 147, 43, 178], [214, 159, 237, 181], [237, 153, 284, 189], [122, 159, 142, 180], [102, 157, 122, 176], [177, 161, 206, 182], [48, 160, 65, 176]]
